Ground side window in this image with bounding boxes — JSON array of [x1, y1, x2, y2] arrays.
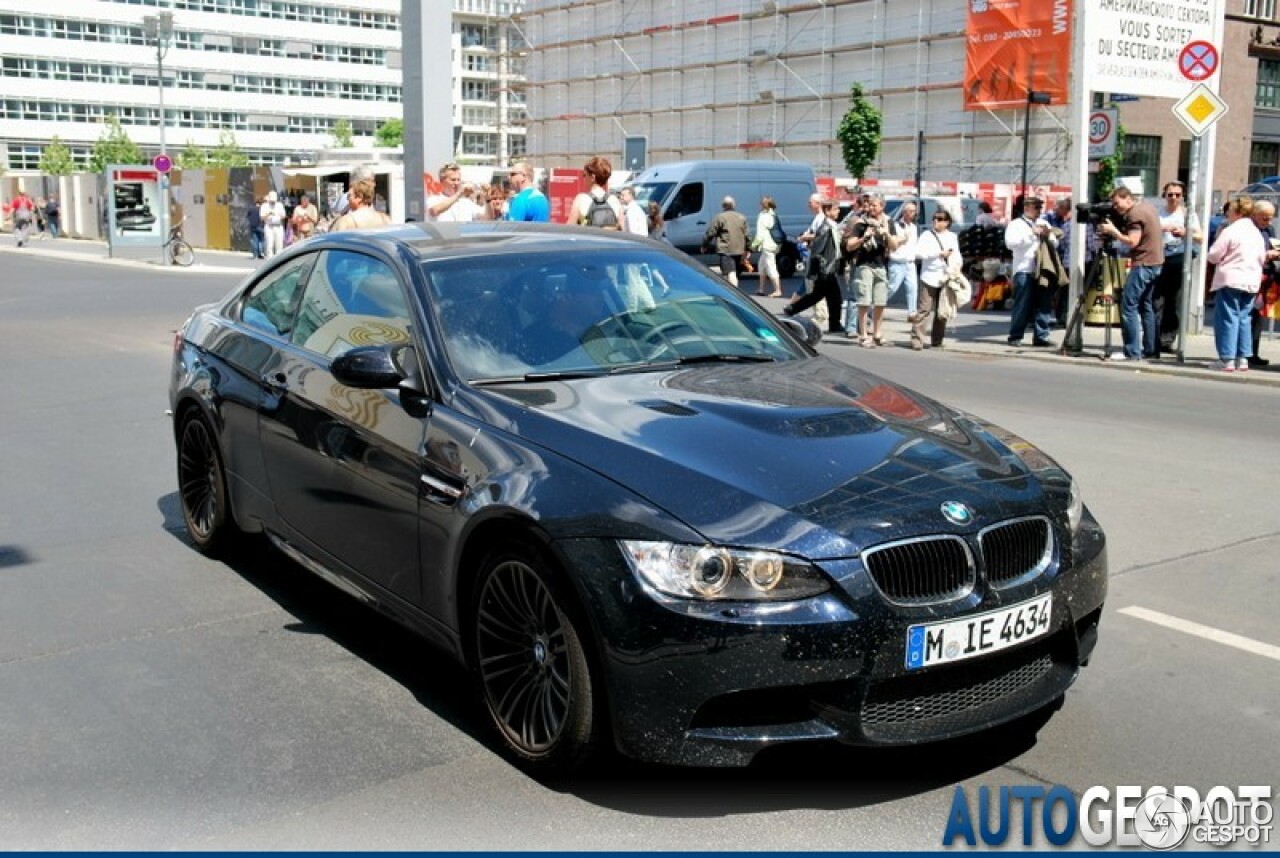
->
[[665, 182, 703, 220], [240, 254, 316, 337], [291, 249, 412, 357]]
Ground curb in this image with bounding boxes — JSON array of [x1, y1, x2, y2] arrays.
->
[[0, 239, 259, 275], [818, 331, 1280, 388]]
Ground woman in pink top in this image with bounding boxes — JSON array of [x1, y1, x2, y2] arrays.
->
[[1206, 197, 1278, 371]]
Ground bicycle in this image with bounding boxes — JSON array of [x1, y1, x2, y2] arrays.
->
[[165, 216, 195, 267]]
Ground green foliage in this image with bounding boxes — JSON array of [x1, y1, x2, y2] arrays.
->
[[209, 130, 249, 167], [89, 116, 146, 172], [331, 118, 355, 148], [375, 118, 404, 148], [39, 136, 76, 176], [177, 140, 210, 170], [1096, 122, 1126, 199], [836, 83, 883, 182]]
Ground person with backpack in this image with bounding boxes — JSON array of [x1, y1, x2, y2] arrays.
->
[[752, 196, 785, 297], [567, 156, 623, 230], [6, 191, 36, 247]]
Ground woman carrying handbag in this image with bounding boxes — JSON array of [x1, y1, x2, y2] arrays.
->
[[911, 209, 965, 350]]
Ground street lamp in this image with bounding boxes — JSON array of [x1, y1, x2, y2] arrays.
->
[[1020, 90, 1052, 199], [142, 11, 174, 263]]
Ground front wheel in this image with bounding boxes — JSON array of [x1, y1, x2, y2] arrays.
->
[[170, 240, 195, 267], [472, 542, 600, 777]]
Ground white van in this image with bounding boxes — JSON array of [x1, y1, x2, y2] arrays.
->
[[884, 196, 985, 231], [629, 161, 817, 278]]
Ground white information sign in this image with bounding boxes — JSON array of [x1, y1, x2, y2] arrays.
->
[[1084, 0, 1223, 98]]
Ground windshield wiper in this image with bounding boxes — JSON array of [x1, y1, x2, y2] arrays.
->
[[674, 353, 776, 365], [634, 353, 777, 372], [471, 368, 613, 385]]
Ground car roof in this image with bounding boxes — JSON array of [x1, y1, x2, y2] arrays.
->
[[310, 221, 654, 262]]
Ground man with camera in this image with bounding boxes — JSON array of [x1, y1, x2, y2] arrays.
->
[[842, 194, 900, 346], [1098, 186, 1164, 361], [1004, 196, 1056, 347]]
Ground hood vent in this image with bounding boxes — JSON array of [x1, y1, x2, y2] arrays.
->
[[637, 399, 698, 417]]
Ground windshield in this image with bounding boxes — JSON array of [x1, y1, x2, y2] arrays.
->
[[627, 182, 675, 208], [422, 248, 807, 383]]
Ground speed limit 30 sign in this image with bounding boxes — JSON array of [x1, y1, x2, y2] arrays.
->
[[1088, 109, 1119, 160]]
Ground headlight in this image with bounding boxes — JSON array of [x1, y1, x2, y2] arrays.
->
[[620, 541, 829, 601], [1067, 479, 1083, 533]]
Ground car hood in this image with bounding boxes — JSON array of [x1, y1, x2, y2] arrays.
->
[[465, 356, 1059, 558]]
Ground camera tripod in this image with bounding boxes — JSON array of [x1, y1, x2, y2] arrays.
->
[[1061, 239, 1126, 358]]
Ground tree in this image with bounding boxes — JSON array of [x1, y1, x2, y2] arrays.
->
[[39, 136, 76, 175], [331, 118, 355, 148], [1095, 124, 1126, 200], [89, 115, 145, 172], [836, 83, 882, 183], [209, 130, 249, 167], [374, 118, 404, 148], [177, 140, 210, 170]]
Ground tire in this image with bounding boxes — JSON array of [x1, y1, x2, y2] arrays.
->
[[176, 413, 237, 555], [170, 240, 195, 267], [472, 542, 600, 777]]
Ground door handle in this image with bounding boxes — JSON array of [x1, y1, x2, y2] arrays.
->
[[420, 472, 464, 505], [261, 371, 287, 392]]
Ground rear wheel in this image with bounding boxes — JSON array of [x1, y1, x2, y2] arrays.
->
[[472, 542, 599, 777], [170, 240, 195, 267], [177, 414, 237, 555]]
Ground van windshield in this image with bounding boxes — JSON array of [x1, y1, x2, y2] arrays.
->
[[629, 182, 675, 208]]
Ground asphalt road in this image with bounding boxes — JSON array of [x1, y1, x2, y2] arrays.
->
[[0, 254, 1276, 850]]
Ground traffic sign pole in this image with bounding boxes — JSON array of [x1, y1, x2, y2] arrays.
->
[[1177, 136, 1202, 365]]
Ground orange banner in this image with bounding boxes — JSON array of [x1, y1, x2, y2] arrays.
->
[[964, 0, 1072, 112]]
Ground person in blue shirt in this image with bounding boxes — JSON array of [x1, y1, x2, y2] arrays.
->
[[504, 160, 550, 222]]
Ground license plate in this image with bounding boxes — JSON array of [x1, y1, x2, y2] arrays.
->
[[905, 593, 1052, 671]]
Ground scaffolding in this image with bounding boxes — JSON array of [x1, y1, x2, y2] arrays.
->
[[516, 0, 1069, 183]]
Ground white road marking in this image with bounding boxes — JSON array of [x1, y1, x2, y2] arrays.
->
[[1119, 606, 1280, 663]]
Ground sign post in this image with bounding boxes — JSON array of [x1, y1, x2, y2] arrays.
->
[[1070, 0, 1225, 355], [1171, 82, 1227, 363]]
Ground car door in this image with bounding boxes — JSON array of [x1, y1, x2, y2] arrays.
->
[[214, 252, 320, 521], [257, 248, 426, 605]]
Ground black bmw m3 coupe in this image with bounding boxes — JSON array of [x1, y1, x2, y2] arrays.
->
[[170, 222, 1106, 775]]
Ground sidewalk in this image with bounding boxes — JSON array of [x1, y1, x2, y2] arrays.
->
[[752, 290, 1280, 388], [0, 232, 260, 275]]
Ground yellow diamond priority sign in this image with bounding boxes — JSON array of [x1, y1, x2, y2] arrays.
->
[[1173, 84, 1228, 137]]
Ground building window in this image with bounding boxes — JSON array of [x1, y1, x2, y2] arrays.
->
[[1245, 0, 1277, 19], [1251, 141, 1280, 182], [1117, 134, 1161, 198], [1258, 60, 1280, 108]]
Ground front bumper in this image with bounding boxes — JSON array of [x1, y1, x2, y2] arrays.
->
[[561, 513, 1107, 767]]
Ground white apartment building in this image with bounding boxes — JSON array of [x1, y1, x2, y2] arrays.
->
[[0, 0, 527, 172], [517, 0, 1072, 185]]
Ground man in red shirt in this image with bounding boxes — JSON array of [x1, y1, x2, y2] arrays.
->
[[6, 191, 35, 247]]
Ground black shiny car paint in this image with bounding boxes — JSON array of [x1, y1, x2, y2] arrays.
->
[[170, 223, 1106, 768]]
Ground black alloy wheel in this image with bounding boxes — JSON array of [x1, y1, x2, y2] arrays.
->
[[177, 414, 234, 555], [473, 546, 598, 775]]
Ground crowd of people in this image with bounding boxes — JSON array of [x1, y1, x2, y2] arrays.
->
[[781, 191, 970, 351], [11, 156, 1274, 372]]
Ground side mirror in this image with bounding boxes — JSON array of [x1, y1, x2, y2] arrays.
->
[[778, 315, 823, 348], [331, 345, 406, 389]]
